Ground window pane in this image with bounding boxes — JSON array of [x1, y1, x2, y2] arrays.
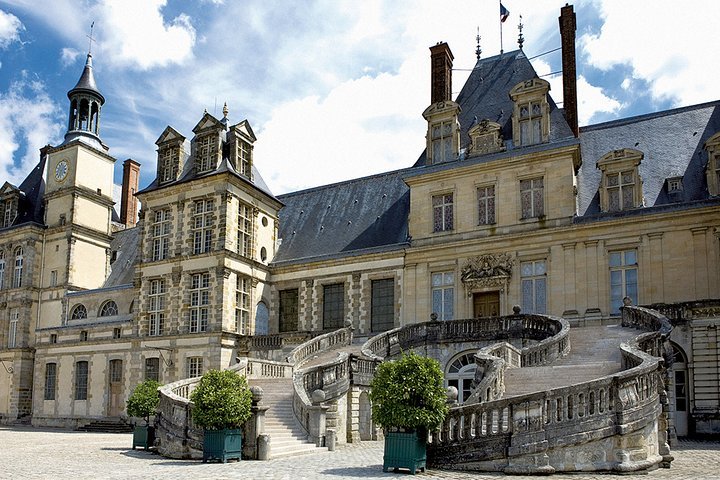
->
[[609, 252, 622, 267], [443, 288, 454, 320]]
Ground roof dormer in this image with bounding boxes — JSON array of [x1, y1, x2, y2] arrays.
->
[[510, 78, 551, 147], [596, 148, 644, 212], [467, 119, 505, 157], [228, 120, 257, 181], [191, 113, 224, 175], [155, 126, 186, 185], [0, 182, 20, 228], [704, 131, 720, 196]]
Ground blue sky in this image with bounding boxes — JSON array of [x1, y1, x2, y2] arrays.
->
[[0, 0, 717, 195]]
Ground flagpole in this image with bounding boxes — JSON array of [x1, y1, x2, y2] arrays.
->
[[499, 0, 504, 54]]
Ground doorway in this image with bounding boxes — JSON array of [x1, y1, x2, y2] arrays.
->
[[473, 291, 500, 318], [671, 344, 689, 437], [108, 359, 123, 417]]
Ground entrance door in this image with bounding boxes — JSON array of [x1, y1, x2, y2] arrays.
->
[[108, 359, 123, 417], [473, 291, 500, 318], [672, 345, 689, 437]]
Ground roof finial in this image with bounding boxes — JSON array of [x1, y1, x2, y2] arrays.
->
[[87, 21, 96, 55], [517, 15, 525, 50], [222, 102, 229, 119], [475, 27, 482, 60]]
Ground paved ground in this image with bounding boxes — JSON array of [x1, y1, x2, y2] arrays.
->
[[1, 427, 718, 479]]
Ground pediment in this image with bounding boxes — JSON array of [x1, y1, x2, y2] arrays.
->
[[155, 126, 186, 146], [597, 148, 644, 169], [192, 112, 224, 135], [0, 182, 19, 197], [509, 78, 550, 99], [422, 100, 461, 120], [704, 131, 720, 149], [230, 120, 257, 143], [468, 119, 502, 136]]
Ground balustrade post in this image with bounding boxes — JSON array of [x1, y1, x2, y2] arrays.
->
[[308, 389, 329, 447], [243, 386, 269, 460]]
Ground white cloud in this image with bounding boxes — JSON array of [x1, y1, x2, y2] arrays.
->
[[0, 9, 23, 48], [0, 76, 63, 184], [580, 0, 720, 107], [576, 75, 622, 125], [98, 0, 196, 70], [60, 47, 81, 67]]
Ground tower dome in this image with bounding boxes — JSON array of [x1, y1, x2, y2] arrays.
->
[[63, 53, 106, 150]]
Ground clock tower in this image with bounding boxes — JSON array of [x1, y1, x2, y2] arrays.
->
[[41, 52, 116, 306]]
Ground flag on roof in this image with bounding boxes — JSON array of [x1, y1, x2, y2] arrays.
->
[[500, 3, 510, 23]]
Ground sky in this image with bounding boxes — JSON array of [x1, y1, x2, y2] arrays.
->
[[0, 0, 717, 195]]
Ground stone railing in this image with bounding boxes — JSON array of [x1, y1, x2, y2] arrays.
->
[[427, 306, 673, 474], [286, 326, 353, 366], [238, 331, 316, 361], [465, 342, 521, 404], [245, 358, 294, 379]]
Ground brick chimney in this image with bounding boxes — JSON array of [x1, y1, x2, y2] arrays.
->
[[559, 4, 579, 137], [430, 42, 454, 104], [120, 159, 140, 228]]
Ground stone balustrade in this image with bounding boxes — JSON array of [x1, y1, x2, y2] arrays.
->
[[286, 327, 353, 366], [246, 358, 294, 379]]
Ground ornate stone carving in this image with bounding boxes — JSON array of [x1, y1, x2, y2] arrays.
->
[[461, 253, 514, 292]]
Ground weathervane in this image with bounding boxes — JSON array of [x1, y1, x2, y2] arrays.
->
[[87, 21, 96, 54], [475, 27, 482, 60], [517, 15, 525, 50]]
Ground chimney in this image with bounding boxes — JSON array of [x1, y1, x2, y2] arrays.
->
[[429, 42, 454, 104], [559, 4, 579, 137], [120, 159, 140, 228]]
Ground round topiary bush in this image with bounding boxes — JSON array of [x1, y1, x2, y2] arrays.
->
[[190, 369, 253, 431], [126, 379, 162, 425], [369, 351, 449, 432]]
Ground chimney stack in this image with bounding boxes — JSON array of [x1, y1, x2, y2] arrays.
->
[[429, 42, 454, 104], [120, 159, 140, 228], [559, 4, 579, 137]]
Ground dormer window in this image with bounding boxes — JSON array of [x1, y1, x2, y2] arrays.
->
[[159, 146, 180, 183], [1, 198, 16, 227], [705, 131, 720, 196], [238, 140, 252, 178], [196, 134, 218, 173], [155, 126, 186, 184], [431, 121, 454, 163], [510, 78, 551, 147], [228, 120, 257, 181], [597, 149, 644, 212], [666, 176, 684, 203], [468, 120, 504, 156]]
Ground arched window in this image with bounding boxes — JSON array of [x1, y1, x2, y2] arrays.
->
[[70, 304, 88, 320], [446, 351, 477, 404], [99, 301, 118, 317], [13, 247, 23, 288], [671, 343, 689, 437], [255, 301, 269, 335], [0, 250, 5, 289]]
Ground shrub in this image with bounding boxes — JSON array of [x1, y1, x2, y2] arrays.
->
[[190, 369, 253, 431], [126, 380, 162, 425], [369, 351, 449, 432]]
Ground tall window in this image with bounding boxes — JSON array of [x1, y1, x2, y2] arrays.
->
[[75, 361, 89, 400], [520, 177, 544, 219], [190, 273, 210, 333], [1, 199, 15, 227], [521, 260, 547, 314], [279, 289, 299, 333], [145, 357, 160, 382], [371, 279, 394, 333], [186, 357, 203, 378], [432, 193, 454, 232], [431, 272, 454, 321], [8, 308, 18, 348], [609, 250, 638, 315], [447, 353, 476, 404], [196, 134, 217, 173], [148, 279, 165, 336], [50, 270, 57, 287], [152, 209, 171, 261], [238, 140, 252, 178], [606, 170, 636, 212], [518, 101, 542, 146], [431, 120, 453, 163], [159, 146, 179, 183], [192, 199, 214, 254], [235, 275, 250, 335], [477, 185, 496, 225], [44, 363, 57, 400], [99, 301, 118, 317], [70, 304, 87, 320], [237, 202, 253, 258], [0, 251, 5, 289], [322, 283, 345, 330], [13, 247, 23, 288]]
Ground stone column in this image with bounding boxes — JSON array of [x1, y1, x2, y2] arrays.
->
[[242, 386, 269, 460]]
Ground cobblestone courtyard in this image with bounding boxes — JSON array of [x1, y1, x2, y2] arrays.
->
[[1, 427, 718, 479]]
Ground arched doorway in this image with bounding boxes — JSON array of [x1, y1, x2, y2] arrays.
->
[[446, 351, 477, 404], [358, 391, 373, 441], [255, 301, 269, 335], [671, 343, 689, 437]]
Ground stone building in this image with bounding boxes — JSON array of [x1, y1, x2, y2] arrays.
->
[[0, 4, 718, 440]]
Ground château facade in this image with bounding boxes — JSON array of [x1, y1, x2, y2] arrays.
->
[[0, 4, 718, 441]]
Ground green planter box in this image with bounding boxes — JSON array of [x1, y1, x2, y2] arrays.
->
[[202, 428, 242, 463], [132, 425, 155, 450], [383, 431, 427, 474]]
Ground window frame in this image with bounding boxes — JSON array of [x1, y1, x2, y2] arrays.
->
[[151, 209, 171, 261], [8, 308, 18, 348], [237, 202, 253, 258], [189, 272, 210, 333], [99, 301, 118, 317], [44, 363, 57, 401], [520, 177, 544, 219], [370, 278, 395, 333], [609, 249, 638, 316], [74, 360, 89, 401], [476, 184, 496, 226], [432, 192, 454, 233], [13, 246, 23, 288], [145, 357, 160, 382], [279, 288, 299, 333], [431, 271, 455, 321], [192, 199, 214, 255], [520, 259, 547, 314], [235, 275, 251, 335], [70, 304, 87, 320], [186, 356, 203, 378], [148, 279, 166, 336], [322, 283, 345, 330]]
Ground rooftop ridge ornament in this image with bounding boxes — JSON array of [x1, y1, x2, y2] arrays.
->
[[222, 102, 229, 119], [475, 27, 482, 60], [87, 21, 96, 55], [518, 15, 525, 50]]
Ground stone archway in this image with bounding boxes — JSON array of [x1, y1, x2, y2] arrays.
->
[[358, 391, 372, 441], [446, 351, 478, 404], [670, 343, 689, 437]]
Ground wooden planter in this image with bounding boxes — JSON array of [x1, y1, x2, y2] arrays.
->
[[202, 428, 242, 463], [383, 430, 427, 474], [132, 425, 155, 450]]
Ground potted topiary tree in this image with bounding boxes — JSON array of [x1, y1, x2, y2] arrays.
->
[[370, 351, 449, 474], [190, 369, 253, 463], [126, 379, 162, 450]]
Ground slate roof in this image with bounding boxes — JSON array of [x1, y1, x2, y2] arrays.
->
[[103, 226, 139, 287], [0, 154, 47, 231], [577, 101, 720, 217], [68, 53, 105, 104]]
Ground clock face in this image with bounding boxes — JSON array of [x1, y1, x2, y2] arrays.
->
[[55, 160, 69, 182]]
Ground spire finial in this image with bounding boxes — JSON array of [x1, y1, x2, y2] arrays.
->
[[222, 102, 229, 119], [87, 21, 96, 55], [518, 15, 525, 50], [475, 27, 482, 60]]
